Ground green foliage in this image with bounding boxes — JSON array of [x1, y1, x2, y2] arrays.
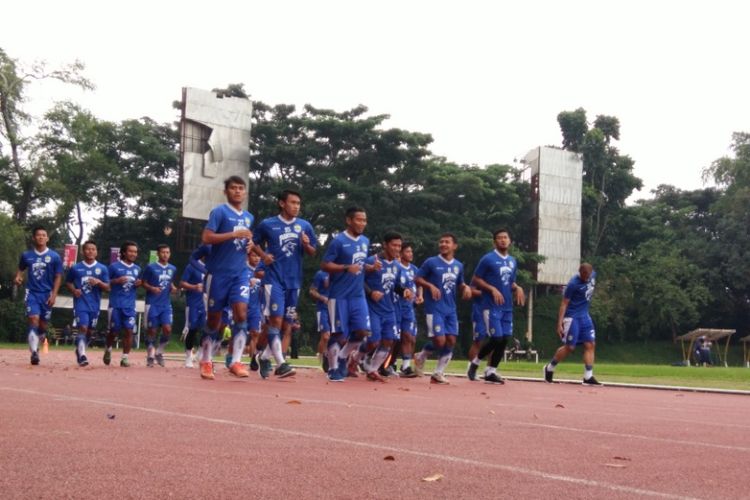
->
[[0, 212, 25, 281], [0, 299, 26, 342]]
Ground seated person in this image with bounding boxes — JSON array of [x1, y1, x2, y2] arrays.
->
[[694, 336, 713, 366]]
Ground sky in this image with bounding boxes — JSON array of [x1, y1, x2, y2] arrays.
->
[[3, 0, 749, 201]]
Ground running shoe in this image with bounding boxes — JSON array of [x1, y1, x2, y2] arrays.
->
[[249, 353, 259, 371], [78, 354, 89, 367], [583, 376, 602, 386], [146, 357, 155, 368], [184, 356, 194, 368], [327, 369, 345, 382], [103, 350, 111, 366], [430, 373, 449, 385], [467, 362, 479, 381], [30, 351, 40, 365], [224, 353, 232, 369], [229, 362, 249, 378], [543, 364, 554, 383], [414, 356, 425, 377], [275, 362, 296, 378], [321, 355, 329, 373], [199, 361, 214, 380], [366, 371, 386, 382], [120, 358, 130, 368], [259, 358, 273, 379], [400, 366, 418, 378], [483, 372, 504, 384], [155, 353, 165, 367]]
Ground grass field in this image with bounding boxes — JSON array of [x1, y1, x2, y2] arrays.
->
[[4, 341, 749, 391]]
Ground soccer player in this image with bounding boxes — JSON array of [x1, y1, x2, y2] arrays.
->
[[468, 229, 526, 384], [15, 226, 63, 366], [179, 247, 207, 368], [413, 233, 472, 384], [309, 270, 331, 372], [199, 175, 254, 380], [245, 251, 264, 371], [359, 232, 410, 382], [396, 241, 422, 377], [320, 207, 378, 382], [65, 240, 110, 367], [543, 263, 601, 385], [107, 241, 142, 367], [252, 190, 317, 379], [141, 244, 178, 367]]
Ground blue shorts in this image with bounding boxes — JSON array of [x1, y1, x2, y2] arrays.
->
[[263, 282, 299, 321], [221, 308, 233, 327], [472, 307, 487, 341], [110, 307, 136, 331], [316, 308, 331, 333], [399, 304, 417, 336], [562, 315, 596, 347], [247, 303, 262, 333], [146, 305, 173, 328], [206, 270, 250, 313], [186, 304, 207, 330], [74, 309, 99, 330], [329, 296, 370, 338], [486, 308, 513, 338], [426, 311, 458, 337], [369, 310, 399, 344], [25, 290, 52, 321]]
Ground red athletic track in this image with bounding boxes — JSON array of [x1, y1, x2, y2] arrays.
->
[[1, 349, 747, 499]]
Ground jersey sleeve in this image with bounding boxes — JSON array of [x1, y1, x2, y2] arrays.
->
[[321, 238, 340, 264], [205, 207, 223, 233], [416, 258, 431, 279], [52, 253, 63, 276], [18, 253, 27, 271], [473, 255, 489, 281], [65, 267, 76, 284], [100, 265, 110, 284], [304, 221, 318, 249], [251, 219, 266, 246]]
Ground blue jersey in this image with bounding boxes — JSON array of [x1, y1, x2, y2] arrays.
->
[[204, 204, 254, 275], [108, 261, 141, 309], [142, 262, 177, 307], [563, 271, 596, 318], [181, 263, 205, 309], [248, 264, 262, 309], [322, 231, 369, 299], [365, 256, 400, 315], [66, 261, 109, 312], [188, 245, 209, 274], [397, 261, 418, 310], [18, 249, 63, 293], [253, 216, 316, 289], [473, 250, 517, 311], [311, 270, 330, 312], [417, 256, 466, 316]]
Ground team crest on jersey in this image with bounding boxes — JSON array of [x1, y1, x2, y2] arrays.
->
[[44, 256, 51, 263], [435, 325, 442, 333], [209, 298, 215, 307], [453, 266, 459, 274], [95, 268, 101, 275], [272, 304, 278, 311], [293, 224, 302, 233], [244, 217, 251, 226]]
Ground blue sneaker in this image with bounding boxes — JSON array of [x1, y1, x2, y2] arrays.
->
[[224, 353, 232, 369], [259, 358, 273, 379], [327, 369, 345, 382]]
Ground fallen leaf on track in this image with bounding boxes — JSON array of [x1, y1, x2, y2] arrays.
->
[[613, 456, 631, 461], [106, 414, 116, 420], [533, 413, 539, 420], [422, 474, 443, 482], [555, 403, 565, 408], [384, 455, 395, 461], [286, 400, 302, 405], [398, 387, 410, 391]]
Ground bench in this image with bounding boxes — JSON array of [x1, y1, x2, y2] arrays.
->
[[504, 349, 539, 363]]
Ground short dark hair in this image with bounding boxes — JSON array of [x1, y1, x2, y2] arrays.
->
[[224, 175, 246, 190], [31, 225, 47, 237], [82, 240, 97, 249], [345, 206, 366, 219], [401, 241, 414, 252], [120, 240, 138, 259], [440, 232, 457, 244], [493, 228, 511, 239], [278, 189, 302, 203], [156, 243, 170, 252], [383, 231, 402, 244]]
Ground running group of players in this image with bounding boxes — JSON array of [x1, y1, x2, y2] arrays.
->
[[14, 175, 601, 385]]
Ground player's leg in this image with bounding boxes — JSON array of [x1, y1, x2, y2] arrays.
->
[[482, 310, 511, 384], [25, 291, 42, 365], [544, 318, 577, 383], [227, 279, 250, 377], [155, 312, 173, 367]]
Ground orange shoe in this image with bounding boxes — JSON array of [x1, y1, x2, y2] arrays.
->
[[229, 362, 249, 378], [366, 371, 386, 383], [200, 361, 215, 380]]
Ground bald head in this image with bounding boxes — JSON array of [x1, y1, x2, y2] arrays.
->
[[579, 263, 593, 281]]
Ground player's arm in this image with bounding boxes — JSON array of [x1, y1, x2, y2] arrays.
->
[[471, 275, 503, 305], [46, 271, 62, 306], [511, 282, 525, 306], [301, 228, 316, 256], [415, 275, 440, 301], [556, 297, 571, 338], [94, 271, 111, 292], [180, 279, 202, 292], [65, 272, 81, 298], [202, 227, 252, 245], [309, 284, 327, 304]]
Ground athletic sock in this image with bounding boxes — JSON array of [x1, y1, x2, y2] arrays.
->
[[157, 335, 169, 355], [435, 346, 453, 374], [489, 337, 508, 368], [28, 327, 39, 352], [231, 332, 247, 364], [401, 357, 411, 370], [584, 365, 593, 379], [76, 334, 87, 357], [270, 335, 285, 365], [368, 347, 390, 373], [548, 359, 559, 371]]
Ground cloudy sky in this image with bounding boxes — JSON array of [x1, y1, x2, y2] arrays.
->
[[3, 0, 748, 199]]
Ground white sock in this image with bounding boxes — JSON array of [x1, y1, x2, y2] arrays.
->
[[231, 335, 246, 364], [185, 350, 192, 360], [156, 343, 166, 355], [402, 358, 411, 369], [270, 336, 285, 365], [584, 368, 593, 379], [147, 345, 155, 359], [471, 357, 480, 365], [28, 331, 39, 352], [106, 346, 112, 353], [327, 343, 340, 371], [200, 337, 213, 363], [485, 366, 496, 376], [435, 351, 453, 374], [77, 338, 87, 357], [368, 348, 389, 373], [340, 341, 362, 360]]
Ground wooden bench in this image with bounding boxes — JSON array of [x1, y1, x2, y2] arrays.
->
[[504, 349, 539, 363]]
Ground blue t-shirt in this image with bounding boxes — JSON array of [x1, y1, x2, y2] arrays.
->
[[397, 261, 418, 310], [108, 261, 141, 309], [365, 256, 400, 315], [204, 204, 254, 276], [322, 231, 369, 299], [142, 262, 177, 307], [417, 255, 466, 315], [18, 249, 63, 293], [563, 271, 596, 318], [66, 260, 109, 312], [253, 215, 317, 289], [181, 262, 205, 309], [311, 270, 330, 312], [473, 250, 518, 311], [248, 264, 262, 309], [188, 245, 210, 275]]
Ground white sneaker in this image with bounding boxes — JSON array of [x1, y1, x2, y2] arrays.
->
[[185, 357, 194, 368]]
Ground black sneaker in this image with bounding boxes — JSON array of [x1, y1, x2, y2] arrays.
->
[[259, 358, 273, 379], [484, 372, 504, 384], [249, 353, 259, 371], [583, 376, 602, 386], [400, 366, 418, 378], [321, 355, 329, 373], [543, 364, 554, 383], [275, 362, 296, 378], [78, 354, 89, 367], [467, 362, 479, 381], [155, 353, 165, 367], [30, 351, 40, 365], [146, 357, 155, 368]]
